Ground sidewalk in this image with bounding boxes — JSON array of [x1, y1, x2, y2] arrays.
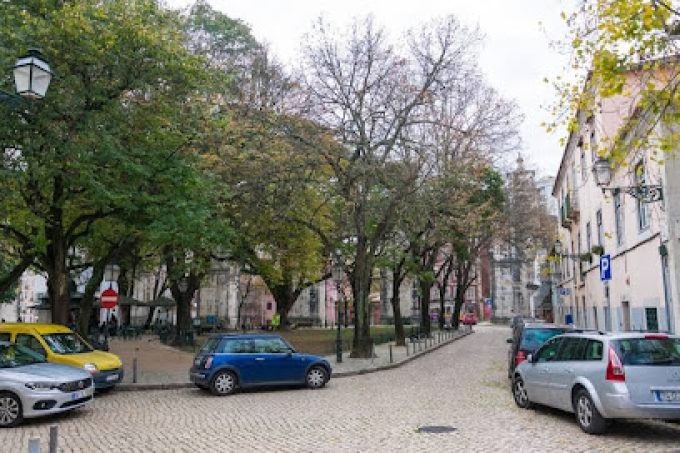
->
[[111, 328, 472, 390]]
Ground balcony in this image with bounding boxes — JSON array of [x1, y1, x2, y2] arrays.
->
[[566, 190, 580, 221]]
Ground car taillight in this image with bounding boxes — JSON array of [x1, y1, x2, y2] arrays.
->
[[644, 334, 669, 340], [204, 356, 213, 369], [515, 350, 526, 366], [606, 346, 625, 382]]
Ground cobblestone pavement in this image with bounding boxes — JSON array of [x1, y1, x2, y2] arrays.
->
[[3, 325, 680, 452]]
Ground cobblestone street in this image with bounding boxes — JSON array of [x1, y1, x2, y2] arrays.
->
[[3, 325, 680, 452]]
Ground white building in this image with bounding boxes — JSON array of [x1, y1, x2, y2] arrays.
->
[[552, 69, 679, 333]]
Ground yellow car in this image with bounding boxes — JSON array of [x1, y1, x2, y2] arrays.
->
[[0, 323, 123, 389]]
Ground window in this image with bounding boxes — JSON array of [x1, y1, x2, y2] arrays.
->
[[0, 333, 9, 342], [557, 337, 587, 361], [15, 334, 46, 357], [266, 302, 272, 311], [536, 338, 563, 363], [578, 139, 586, 181], [613, 338, 680, 366], [218, 338, 253, 354], [253, 338, 292, 353], [309, 287, 318, 315], [519, 328, 568, 352], [636, 162, 649, 231], [614, 191, 624, 245], [586, 223, 592, 260], [584, 340, 604, 361], [596, 210, 604, 246], [590, 129, 598, 162]]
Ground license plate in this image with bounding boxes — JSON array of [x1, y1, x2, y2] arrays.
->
[[71, 391, 83, 400], [657, 391, 680, 402], [106, 374, 119, 382]]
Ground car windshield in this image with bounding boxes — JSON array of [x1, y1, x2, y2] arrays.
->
[[520, 328, 568, 352], [43, 333, 93, 354], [613, 337, 680, 366], [0, 343, 46, 368]]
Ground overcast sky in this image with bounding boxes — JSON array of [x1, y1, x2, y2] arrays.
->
[[167, 0, 570, 177]]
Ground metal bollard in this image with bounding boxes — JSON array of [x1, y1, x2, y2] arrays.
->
[[49, 425, 58, 453], [133, 347, 139, 384], [405, 340, 410, 357], [389, 344, 393, 363], [28, 438, 40, 453]]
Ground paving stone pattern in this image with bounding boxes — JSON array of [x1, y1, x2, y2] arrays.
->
[[3, 325, 680, 452]]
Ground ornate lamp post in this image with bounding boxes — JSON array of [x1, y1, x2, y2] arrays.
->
[[331, 251, 344, 363], [592, 157, 663, 203], [1, 49, 52, 107]]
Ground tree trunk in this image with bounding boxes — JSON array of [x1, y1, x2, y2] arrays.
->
[[419, 279, 432, 336], [269, 277, 300, 329], [46, 242, 70, 326], [0, 255, 34, 296], [144, 307, 157, 330], [391, 271, 406, 346], [438, 282, 446, 330], [78, 258, 108, 336], [350, 239, 373, 358]]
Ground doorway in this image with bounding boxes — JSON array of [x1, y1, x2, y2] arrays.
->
[[622, 301, 631, 331], [646, 307, 659, 332]]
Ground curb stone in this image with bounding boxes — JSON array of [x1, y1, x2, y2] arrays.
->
[[115, 330, 473, 391]]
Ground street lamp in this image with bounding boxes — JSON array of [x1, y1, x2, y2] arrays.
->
[[331, 251, 344, 363], [1, 49, 52, 107], [592, 157, 663, 202]]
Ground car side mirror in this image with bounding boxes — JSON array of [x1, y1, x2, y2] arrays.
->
[[506, 338, 513, 344]]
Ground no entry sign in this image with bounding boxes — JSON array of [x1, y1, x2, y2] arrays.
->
[[100, 288, 119, 309]]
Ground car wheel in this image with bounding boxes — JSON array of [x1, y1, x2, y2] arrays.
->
[[210, 370, 237, 396], [512, 376, 532, 409], [574, 389, 607, 434], [0, 392, 22, 428], [306, 366, 328, 389]]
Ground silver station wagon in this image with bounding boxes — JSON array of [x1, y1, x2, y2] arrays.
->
[[512, 332, 680, 434], [0, 341, 94, 427]]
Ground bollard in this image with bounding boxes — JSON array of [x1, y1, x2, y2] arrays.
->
[[28, 438, 40, 453], [133, 347, 139, 384], [389, 344, 393, 363], [405, 340, 410, 357], [413, 340, 417, 355], [49, 425, 58, 453]]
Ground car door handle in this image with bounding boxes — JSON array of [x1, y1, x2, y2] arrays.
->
[[255, 358, 265, 361]]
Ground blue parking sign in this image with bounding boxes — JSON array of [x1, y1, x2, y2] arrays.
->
[[600, 255, 611, 281]]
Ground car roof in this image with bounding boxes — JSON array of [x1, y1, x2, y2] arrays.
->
[[522, 323, 572, 330], [559, 331, 680, 340], [0, 323, 74, 335], [210, 333, 283, 340]]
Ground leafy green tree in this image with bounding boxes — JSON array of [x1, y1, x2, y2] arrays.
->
[[0, 0, 207, 325], [552, 0, 680, 162]]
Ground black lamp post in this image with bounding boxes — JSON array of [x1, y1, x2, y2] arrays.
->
[[592, 157, 663, 203], [331, 251, 344, 363], [1, 49, 52, 107]]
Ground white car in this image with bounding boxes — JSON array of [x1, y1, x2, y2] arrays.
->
[[0, 341, 94, 427], [512, 332, 680, 434]]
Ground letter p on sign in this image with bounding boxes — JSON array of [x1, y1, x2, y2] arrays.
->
[[600, 255, 612, 281]]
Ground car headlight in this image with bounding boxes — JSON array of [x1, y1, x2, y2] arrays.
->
[[25, 382, 56, 391], [83, 363, 98, 374]]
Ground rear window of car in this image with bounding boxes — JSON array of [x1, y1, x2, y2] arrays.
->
[[199, 337, 220, 354], [520, 328, 568, 352], [613, 337, 680, 366]]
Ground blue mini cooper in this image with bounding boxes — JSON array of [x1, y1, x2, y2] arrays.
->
[[189, 334, 332, 395]]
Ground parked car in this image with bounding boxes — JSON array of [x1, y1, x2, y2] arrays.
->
[[511, 332, 680, 434], [462, 312, 478, 325], [0, 341, 94, 427], [0, 324, 123, 389], [507, 322, 571, 378], [190, 334, 332, 395]]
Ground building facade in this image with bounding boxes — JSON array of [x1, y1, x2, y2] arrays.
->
[[552, 71, 678, 333]]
